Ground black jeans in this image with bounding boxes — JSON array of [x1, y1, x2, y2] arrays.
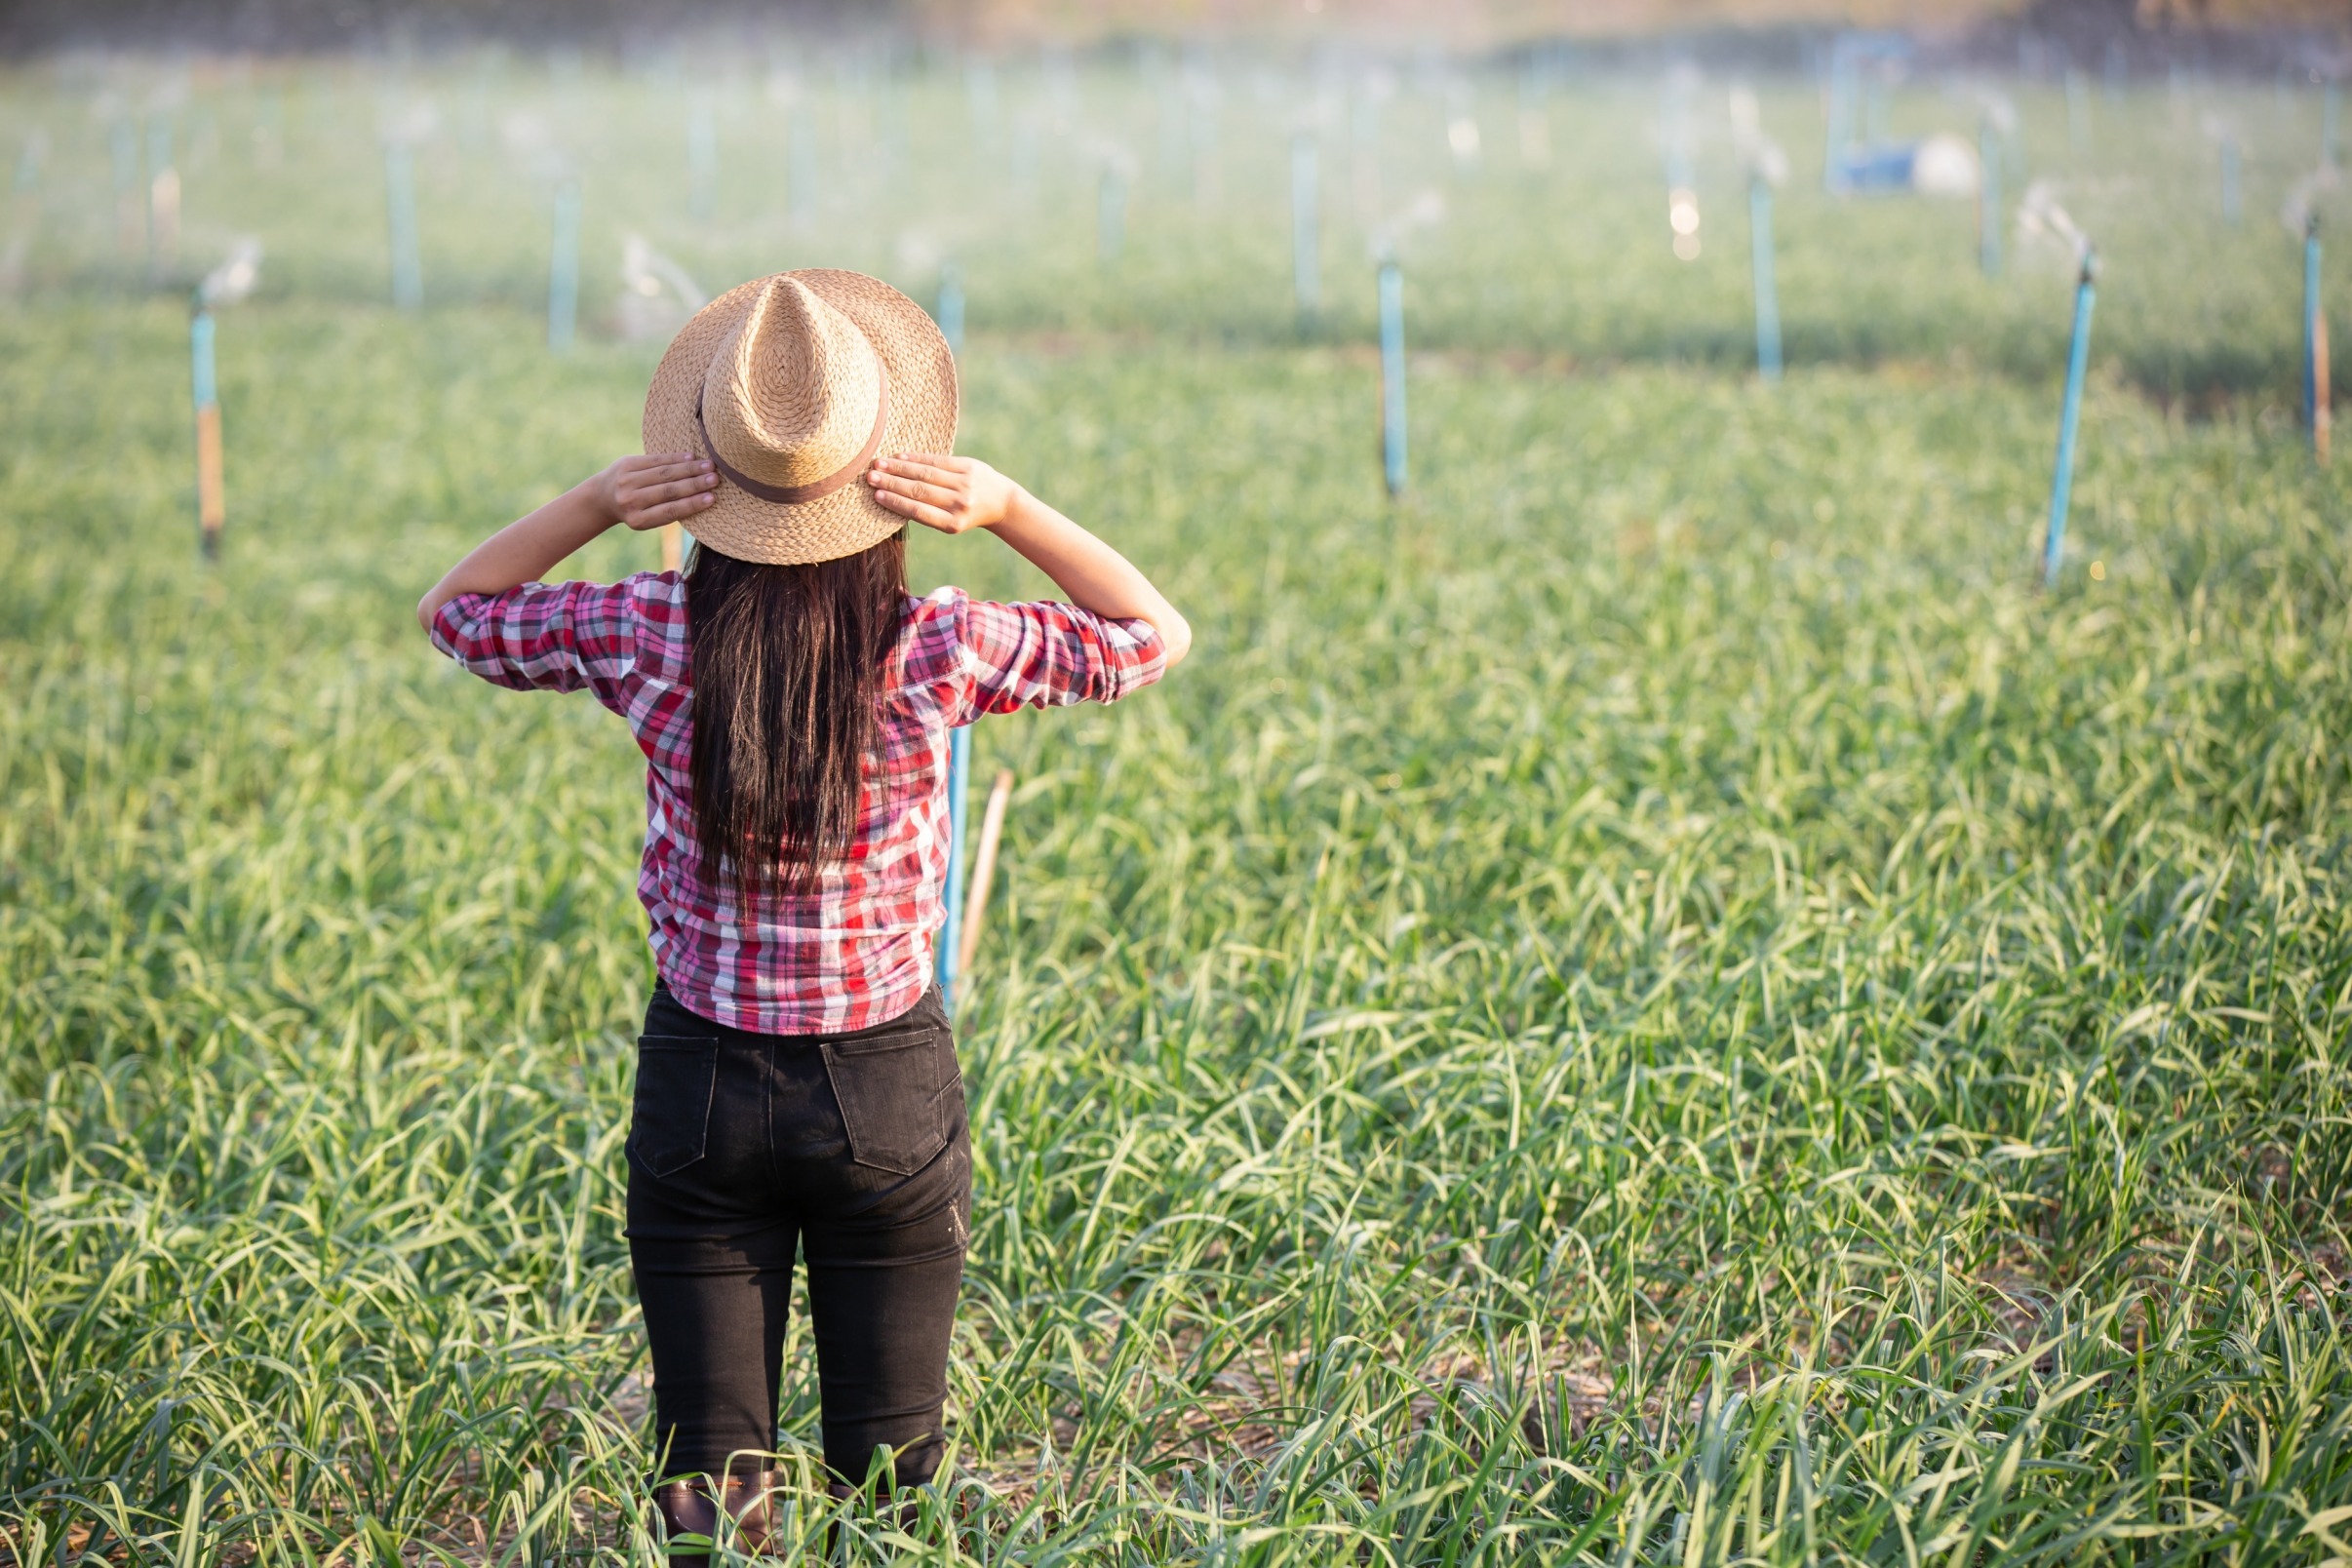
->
[[625, 981, 969, 1490]]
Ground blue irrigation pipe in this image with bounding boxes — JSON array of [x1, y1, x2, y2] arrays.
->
[[2043, 249, 2098, 591], [384, 141, 422, 310], [1979, 121, 2003, 276], [1749, 177, 1783, 383], [1378, 256, 1407, 497], [547, 179, 580, 353], [936, 725, 972, 1010], [937, 262, 965, 355], [190, 305, 221, 558], [1291, 133, 1319, 320]]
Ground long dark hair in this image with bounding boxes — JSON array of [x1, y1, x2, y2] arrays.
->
[[685, 532, 907, 904]]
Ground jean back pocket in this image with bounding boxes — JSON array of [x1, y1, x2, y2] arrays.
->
[[629, 1036, 720, 1178], [822, 1020, 959, 1176]]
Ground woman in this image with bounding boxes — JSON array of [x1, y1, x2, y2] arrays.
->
[[415, 270, 1190, 1553]]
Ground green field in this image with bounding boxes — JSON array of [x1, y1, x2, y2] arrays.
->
[[4, 44, 2351, 1566]]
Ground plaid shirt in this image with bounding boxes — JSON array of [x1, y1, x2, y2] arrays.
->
[[430, 572, 1165, 1035]]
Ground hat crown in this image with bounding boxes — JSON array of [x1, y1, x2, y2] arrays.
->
[[700, 276, 883, 490]]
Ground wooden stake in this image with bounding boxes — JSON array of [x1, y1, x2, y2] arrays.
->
[[957, 768, 1014, 976], [2318, 311, 2332, 467], [196, 404, 224, 550]]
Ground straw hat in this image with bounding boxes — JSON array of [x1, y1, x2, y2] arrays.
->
[[642, 269, 958, 566]]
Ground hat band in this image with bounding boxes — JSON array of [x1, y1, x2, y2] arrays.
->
[[694, 368, 890, 507]]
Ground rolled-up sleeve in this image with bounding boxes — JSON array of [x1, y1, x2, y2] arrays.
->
[[911, 589, 1166, 726], [428, 578, 641, 706]]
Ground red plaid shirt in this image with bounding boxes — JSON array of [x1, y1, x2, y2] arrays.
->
[[430, 572, 1165, 1034]]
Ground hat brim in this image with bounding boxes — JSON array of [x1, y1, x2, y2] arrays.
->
[[642, 269, 959, 567]]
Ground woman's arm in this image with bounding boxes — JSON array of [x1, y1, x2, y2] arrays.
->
[[864, 454, 1193, 668], [415, 454, 717, 632]]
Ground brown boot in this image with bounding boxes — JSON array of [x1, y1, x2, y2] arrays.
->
[[650, 1469, 780, 1560]]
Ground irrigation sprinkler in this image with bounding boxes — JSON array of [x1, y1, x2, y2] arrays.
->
[[1377, 255, 1407, 497], [547, 178, 580, 353], [935, 725, 972, 1010], [383, 138, 422, 310], [1291, 133, 1319, 320], [686, 99, 717, 220], [2043, 247, 2098, 590], [936, 261, 965, 355], [188, 241, 260, 560], [2307, 215, 2331, 464], [956, 768, 1015, 977]]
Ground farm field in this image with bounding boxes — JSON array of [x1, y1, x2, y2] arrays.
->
[[4, 44, 2352, 1566]]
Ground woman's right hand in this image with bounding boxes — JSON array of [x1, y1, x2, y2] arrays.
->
[[864, 453, 1024, 535], [592, 453, 719, 531]]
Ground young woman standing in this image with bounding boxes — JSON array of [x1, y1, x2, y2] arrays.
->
[[415, 270, 1189, 1553]]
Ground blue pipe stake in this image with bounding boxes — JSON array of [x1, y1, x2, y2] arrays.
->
[[1749, 177, 1783, 383], [937, 262, 965, 355], [1291, 133, 1319, 321], [1979, 121, 2003, 276], [2043, 250, 2098, 591], [1377, 257, 1407, 497], [191, 307, 223, 558], [935, 725, 972, 1010], [1097, 166, 1125, 262], [547, 179, 580, 352], [384, 141, 422, 310]]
